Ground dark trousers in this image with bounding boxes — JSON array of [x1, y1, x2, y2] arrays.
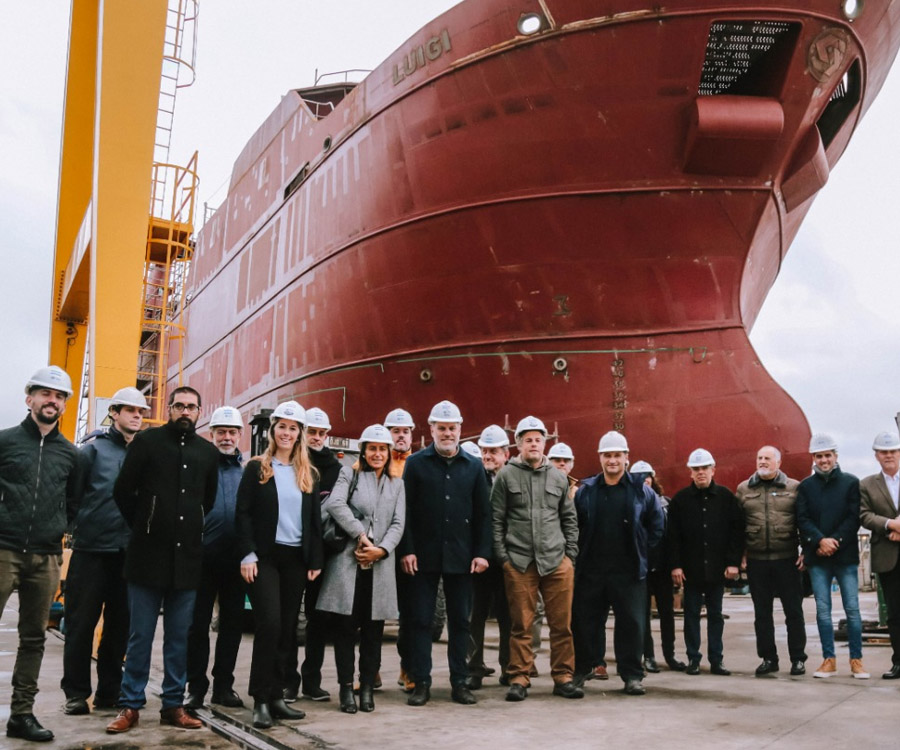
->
[[0, 550, 60, 715], [247, 544, 307, 702], [395, 561, 413, 673], [408, 571, 472, 687], [746, 557, 807, 663], [186, 547, 246, 697], [468, 562, 510, 676], [879, 562, 900, 666], [683, 581, 725, 664], [61, 550, 129, 702], [294, 574, 332, 691], [644, 566, 677, 660], [333, 568, 384, 685], [573, 570, 645, 682]]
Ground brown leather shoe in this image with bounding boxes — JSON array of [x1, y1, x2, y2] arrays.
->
[[106, 708, 139, 734], [160, 706, 202, 729]]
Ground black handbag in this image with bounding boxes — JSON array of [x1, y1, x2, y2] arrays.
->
[[322, 470, 360, 555]]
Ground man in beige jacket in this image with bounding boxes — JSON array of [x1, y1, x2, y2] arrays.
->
[[859, 430, 900, 679]]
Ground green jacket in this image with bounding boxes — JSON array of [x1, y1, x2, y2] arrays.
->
[[491, 456, 578, 575], [736, 470, 800, 561]]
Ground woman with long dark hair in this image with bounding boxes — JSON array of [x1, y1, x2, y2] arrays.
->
[[317, 424, 405, 713], [236, 401, 323, 728]]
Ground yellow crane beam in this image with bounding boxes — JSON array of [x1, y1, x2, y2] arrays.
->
[[50, 0, 168, 439]]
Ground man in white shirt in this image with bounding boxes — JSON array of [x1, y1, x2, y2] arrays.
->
[[859, 430, 900, 679]]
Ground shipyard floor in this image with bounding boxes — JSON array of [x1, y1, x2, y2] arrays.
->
[[1, 589, 896, 750]]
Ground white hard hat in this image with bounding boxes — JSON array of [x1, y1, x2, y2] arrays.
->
[[598, 431, 629, 453], [630, 459, 655, 475], [687, 448, 715, 467], [110, 387, 149, 411], [384, 408, 415, 429], [872, 431, 900, 451], [461, 441, 482, 458], [515, 415, 547, 439], [548, 442, 574, 460], [478, 424, 510, 448], [428, 400, 463, 424], [809, 433, 838, 453], [26, 365, 73, 398], [271, 400, 306, 425], [305, 407, 331, 431], [359, 423, 394, 447], [209, 406, 243, 429]]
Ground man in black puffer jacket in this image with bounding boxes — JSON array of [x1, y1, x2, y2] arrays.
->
[[0, 365, 80, 743]]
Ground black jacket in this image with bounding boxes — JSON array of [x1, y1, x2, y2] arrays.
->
[[668, 480, 744, 585], [0, 416, 80, 555], [114, 421, 219, 589], [796, 466, 860, 566], [309, 446, 341, 500], [72, 424, 131, 553], [574, 472, 664, 582], [234, 459, 324, 571], [398, 444, 492, 574]]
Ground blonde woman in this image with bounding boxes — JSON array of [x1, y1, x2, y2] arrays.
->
[[235, 401, 323, 728]]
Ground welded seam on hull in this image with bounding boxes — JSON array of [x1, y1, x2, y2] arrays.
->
[[395, 346, 709, 364], [202, 343, 711, 430]]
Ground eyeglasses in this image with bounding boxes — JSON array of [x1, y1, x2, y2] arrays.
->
[[171, 402, 199, 413]]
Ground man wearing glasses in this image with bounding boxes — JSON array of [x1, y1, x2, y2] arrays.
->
[[106, 387, 219, 734]]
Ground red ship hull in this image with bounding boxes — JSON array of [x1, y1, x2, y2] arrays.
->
[[182, 0, 900, 490]]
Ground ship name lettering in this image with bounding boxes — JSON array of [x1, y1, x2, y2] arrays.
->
[[393, 29, 452, 85]]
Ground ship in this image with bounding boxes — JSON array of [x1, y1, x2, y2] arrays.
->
[[180, 0, 900, 490]]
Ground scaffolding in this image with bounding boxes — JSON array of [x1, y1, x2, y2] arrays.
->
[[137, 0, 200, 425]]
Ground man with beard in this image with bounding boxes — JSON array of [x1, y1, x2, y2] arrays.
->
[[1, 365, 80, 742], [106, 386, 219, 734], [62, 388, 149, 716], [399, 400, 491, 706], [282, 407, 342, 702], [384, 408, 417, 691], [185, 407, 248, 710]]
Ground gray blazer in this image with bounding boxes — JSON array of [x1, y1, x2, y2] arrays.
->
[[317, 466, 405, 620], [860, 472, 900, 573]]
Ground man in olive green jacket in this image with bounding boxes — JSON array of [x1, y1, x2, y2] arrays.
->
[[491, 416, 579, 702], [735, 445, 806, 677]]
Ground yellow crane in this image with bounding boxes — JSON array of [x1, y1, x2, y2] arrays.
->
[[49, 0, 199, 440]]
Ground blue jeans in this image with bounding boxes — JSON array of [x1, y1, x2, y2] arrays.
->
[[119, 583, 196, 710], [808, 563, 862, 659]]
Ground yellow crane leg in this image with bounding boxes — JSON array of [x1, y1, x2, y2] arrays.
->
[[51, 0, 168, 439]]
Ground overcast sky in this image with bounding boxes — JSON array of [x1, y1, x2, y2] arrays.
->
[[1, 1, 898, 478]]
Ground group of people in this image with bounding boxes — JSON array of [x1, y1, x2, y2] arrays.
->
[[2, 364, 900, 743]]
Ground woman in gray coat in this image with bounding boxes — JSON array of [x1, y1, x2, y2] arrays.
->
[[318, 424, 405, 714]]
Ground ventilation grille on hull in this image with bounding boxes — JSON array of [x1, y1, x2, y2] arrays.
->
[[699, 21, 799, 97]]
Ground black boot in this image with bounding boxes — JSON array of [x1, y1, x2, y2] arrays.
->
[[339, 685, 357, 714], [358, 683, 375, 712], [270, 698, 305, 720], [664, 653, 687, 671], [252, 701, 273, 729]]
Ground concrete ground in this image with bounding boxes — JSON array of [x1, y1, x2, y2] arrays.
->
[[1, 589, 896, 750]]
